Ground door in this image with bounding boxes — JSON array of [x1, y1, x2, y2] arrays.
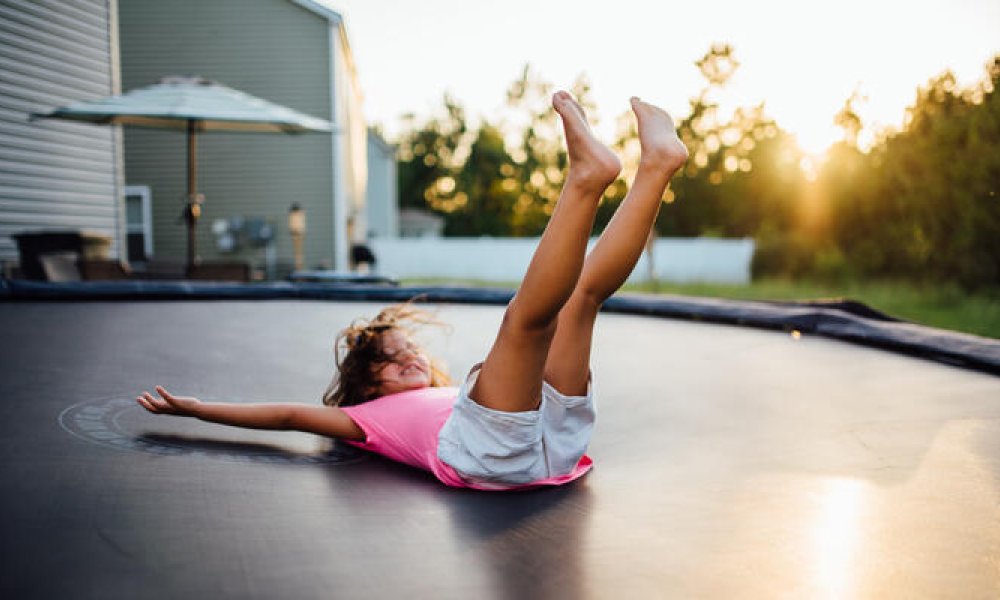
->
[[124, 185, 153, 263]]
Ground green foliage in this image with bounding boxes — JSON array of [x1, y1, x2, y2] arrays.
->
[[394, 66, 598, 237], [440, 125, 517, 236], [824, 57, 1000, 288], [394, 48, 1000, 290], [396, 95, 468, 211], [635, 44, 808, 262]]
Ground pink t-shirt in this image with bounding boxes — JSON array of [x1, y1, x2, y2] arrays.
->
[[340, 386, 592, 491]]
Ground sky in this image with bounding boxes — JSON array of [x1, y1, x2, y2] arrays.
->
[[324, 0, 999, 154]]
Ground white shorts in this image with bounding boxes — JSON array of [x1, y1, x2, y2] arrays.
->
[[437, 363, 596, 485]]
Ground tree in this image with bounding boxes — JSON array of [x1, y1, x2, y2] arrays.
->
[[396, 95, 470, 212], [605, 44, 804, 245], [819, 55, 1000, 287], [394, 50, 1000, 289], [440, 124, 518, 236], [396, 65, 602, 237]]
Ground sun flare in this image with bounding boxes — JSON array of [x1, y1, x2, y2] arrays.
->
[[792, 125, 839, 158]]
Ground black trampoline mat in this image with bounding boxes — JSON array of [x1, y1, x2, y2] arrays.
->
[[2, 300, 999, 598]]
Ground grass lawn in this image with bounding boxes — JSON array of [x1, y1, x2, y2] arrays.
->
[[403, 277, 1000, 340]]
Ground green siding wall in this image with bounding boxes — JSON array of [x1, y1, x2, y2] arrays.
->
[[119, 0, 335, 271], [366, 130, 398, 238], [0, 0, 123, 264]]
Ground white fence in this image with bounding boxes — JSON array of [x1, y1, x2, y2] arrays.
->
[[371, 237, 755, 284]]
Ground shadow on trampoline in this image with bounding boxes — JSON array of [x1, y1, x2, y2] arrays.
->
[[443, 485, 593, 599], [133, 433, 367, 465], [443, 480, 592, 538], [313, 459, 595, 599]]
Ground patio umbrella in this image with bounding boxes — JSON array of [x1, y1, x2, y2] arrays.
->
[[31, 76, 332, 273]]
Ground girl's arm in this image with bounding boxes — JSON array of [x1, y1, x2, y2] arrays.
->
[[137, 385, 365, 441]]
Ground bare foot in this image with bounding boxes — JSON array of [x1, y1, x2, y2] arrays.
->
[[630, 97, 688, 173], [553, 91, 621, 191]]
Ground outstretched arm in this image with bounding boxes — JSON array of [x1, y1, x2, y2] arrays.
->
[[137, 385, 365, 441]]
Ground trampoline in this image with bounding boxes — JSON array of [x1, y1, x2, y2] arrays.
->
[[1, 281, 999, 598]]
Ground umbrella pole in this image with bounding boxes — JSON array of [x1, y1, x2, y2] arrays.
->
[[185, 120, 200, 275]]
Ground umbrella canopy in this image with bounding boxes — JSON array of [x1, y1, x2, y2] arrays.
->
[[35, 75, 332, 133], [32, 76, 333, 273]]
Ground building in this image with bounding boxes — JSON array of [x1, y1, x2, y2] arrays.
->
[[0, 0, 125, 271], [365, 127, 398, 239], [398, 208, 445, 238], [118, 0, 367, 274]]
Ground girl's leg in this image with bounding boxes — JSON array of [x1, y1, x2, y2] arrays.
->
[[544, 98, 689, 395], [470, 91, 620, 413]]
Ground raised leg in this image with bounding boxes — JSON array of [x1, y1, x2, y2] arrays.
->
[[469, 91, 621, 413], [544, 98, 689, 395]]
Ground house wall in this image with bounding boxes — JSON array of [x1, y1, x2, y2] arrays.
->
[[366, 129, 398, 239], [0, 0, 124, 266], [371, 237, 756, 285], [329, 22, 367, 270], [118, 0, 336, 272]]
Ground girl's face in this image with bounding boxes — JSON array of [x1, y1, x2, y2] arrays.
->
[[372, 329, 432, 396]]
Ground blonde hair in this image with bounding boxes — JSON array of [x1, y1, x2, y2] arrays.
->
[[322, 303, 451, 406]]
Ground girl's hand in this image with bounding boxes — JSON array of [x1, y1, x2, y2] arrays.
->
[[137, 386, 201, 417]]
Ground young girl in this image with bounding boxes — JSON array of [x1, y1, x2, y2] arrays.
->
[[138, 92, 688, 491]]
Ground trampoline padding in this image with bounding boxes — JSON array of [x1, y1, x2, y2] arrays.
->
[[2, 278, 998, 375]]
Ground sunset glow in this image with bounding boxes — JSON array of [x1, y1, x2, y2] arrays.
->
[[326, 0, 998, 152]]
